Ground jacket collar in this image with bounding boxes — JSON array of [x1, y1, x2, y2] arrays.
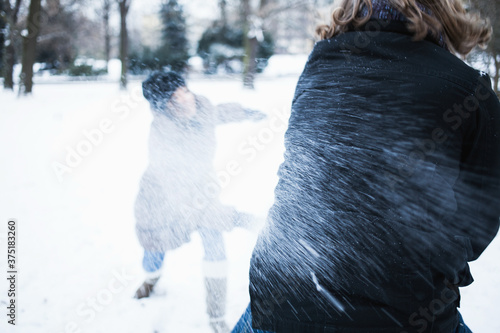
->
[[352, 0, 448, 50]]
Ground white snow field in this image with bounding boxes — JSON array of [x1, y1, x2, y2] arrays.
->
[[0, 75, 499, 333]]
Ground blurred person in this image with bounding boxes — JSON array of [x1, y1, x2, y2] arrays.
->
[[135, 71, 265, 333], [233, 0, 500, 332]]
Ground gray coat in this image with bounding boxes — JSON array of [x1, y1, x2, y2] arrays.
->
[[135, 95, 257, 252]]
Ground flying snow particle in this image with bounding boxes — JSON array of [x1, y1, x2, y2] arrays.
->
[[311, 272, 345, 313]]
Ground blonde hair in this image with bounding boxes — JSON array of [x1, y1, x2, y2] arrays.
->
[[316, 0, 492, 56]]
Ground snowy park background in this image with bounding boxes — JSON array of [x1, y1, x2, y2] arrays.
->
[[0, 58, 499, 333]]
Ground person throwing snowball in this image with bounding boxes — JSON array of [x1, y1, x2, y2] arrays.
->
[[135, 71, 265, 333]]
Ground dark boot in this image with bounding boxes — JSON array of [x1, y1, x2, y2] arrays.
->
[[134, 276, 160, 299]]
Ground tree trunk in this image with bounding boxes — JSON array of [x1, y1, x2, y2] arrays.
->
[[119, 0, 129, 90], [19, 0, 42, 95], [3, 38, 16, 89], [259, 0, 270, 16], [103, 0, 111, 66], [494, 55, 499, 97], [242, 0, 269, 89], [242, 0, 255, 89], [244, 36, 258, 89], [2, 0, 23, 90], [219, 0, 227, 26]]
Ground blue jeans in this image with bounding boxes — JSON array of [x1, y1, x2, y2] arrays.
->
[[456, 313, 472, 333], [143, 228, 226, 272], [231, 304, 472, 333], [231, 304, 273, 333]]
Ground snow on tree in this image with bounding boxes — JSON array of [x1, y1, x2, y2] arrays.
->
[[197, 0, 273, 76]]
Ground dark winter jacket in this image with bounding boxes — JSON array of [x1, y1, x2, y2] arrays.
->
[[249, 19, 500, 333]]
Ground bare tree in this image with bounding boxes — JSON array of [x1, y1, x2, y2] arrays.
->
[[117, 0, 130, 89], [242, 0, 311, 89], [219, 0, 227, 26], [102, 0, 112, 66], [469, 0, 500, 95], [242, 0, 267, 89], [2, 0, 22, 90], [19, 0, 41, 95]]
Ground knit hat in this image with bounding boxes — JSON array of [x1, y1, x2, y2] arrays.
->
[[142, 71, 186, 111]]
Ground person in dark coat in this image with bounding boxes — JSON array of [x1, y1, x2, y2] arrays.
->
[[232, 0, 500, 332], [134, 71, 265, 333]]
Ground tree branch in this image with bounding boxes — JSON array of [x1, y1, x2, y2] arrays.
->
[[1, 0, 12, 18], [12, 0, 22, 23], [260, 0, 310, 19]]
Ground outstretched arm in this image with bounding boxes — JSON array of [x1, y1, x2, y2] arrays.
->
[[216, 103, 266, 124]]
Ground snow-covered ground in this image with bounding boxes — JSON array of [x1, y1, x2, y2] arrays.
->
[[0, 75, 499, 333]]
